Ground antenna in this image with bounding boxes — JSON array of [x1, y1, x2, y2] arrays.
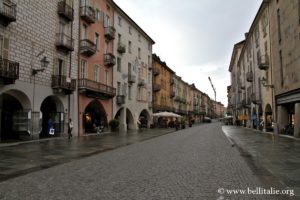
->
[[208, 77, 216, 118]]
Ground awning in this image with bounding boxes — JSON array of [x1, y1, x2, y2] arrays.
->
[[153, 111, 182, 118]]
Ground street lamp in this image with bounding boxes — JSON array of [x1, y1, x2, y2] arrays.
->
[[260, 77, 274, 88], [32, 56, 50, 75], [31, 53, 50, 138]]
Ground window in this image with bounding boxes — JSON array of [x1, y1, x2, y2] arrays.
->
[[279, 50, 283, 86], [104, 14, 110, 27], [53, 58, 65, 75], [255, 27, 259, 47], [118, 16, 122, 26], [105, 70, 109, 85], [94, 65, 99, 82], [95, 9, 101, 21], [105, 41, 108, 53], [148, 55, 150, 66], [277, 9, 282, 43], [0, 35, 9, 59], [128, 85, 131, 100], [80, 59, 87, 79], [128, 62, 132, 74], [138, 48, 141, 59], [129, 26, 132, 35], [128, 41, 132, 53], [138, 34, 141, 42], [148, 72, 151, 83], [117, 57, 121, 72], [118, 34, 121, 44], [117, 82, 121, 95], [94, 32, 99, 50], [82, 24, 88, 39]]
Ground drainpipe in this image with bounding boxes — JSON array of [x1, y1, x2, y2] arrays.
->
[[68, 1, 74, 134]]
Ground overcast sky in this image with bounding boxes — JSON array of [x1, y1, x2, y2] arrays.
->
[[114, 0, 262, 106]]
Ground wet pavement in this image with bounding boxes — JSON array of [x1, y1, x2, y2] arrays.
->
[[222, 125, 300, 197], [0, 128, 175, 182]]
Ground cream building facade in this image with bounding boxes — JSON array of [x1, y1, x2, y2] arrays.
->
[[0, 0, 79, 140], [112, 2, 154, 132]]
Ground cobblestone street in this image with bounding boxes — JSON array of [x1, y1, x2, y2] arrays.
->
[[0, 123, 295, 200]]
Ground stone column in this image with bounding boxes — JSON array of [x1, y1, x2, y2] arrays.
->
[[119, 107, 127, 133], [277, 105, 289, 134], [294, 103, 300, 138]]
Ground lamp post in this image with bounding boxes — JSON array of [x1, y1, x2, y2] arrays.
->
[[260, 77, 274, 88], [31, 55, 50, 138]]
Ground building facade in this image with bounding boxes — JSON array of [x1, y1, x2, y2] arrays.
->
[[152, 54, 174, 112], [112, 1, 155, 131], [0, 0, 79, 140], [268, 0, 300, 137], [228, 0, 300, 137], [78, 0, 116, 135]]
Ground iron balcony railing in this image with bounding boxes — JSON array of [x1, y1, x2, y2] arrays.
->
[[138, 78, 146, 87], [78, 79, 116, 98], [117, 42, 126, 53], [153, 83, 161, 92], [80, 39, 96, 56], [80, 6, 95, 24], [0, 58, 19, 84], [153, 68, 160, 76], [51, 75, 76, 93], [258, 54, 269, 70], [57, 0, 74, 21], [0, 0, 16, 26], [170, 91, 175, 98], [104, 26, 116, 40], [128, 74, 136, 83], [104, 53, 116, 66], [170, 77, 174, 85], [116, 95, 125, 104], [56, 33, 74, 51], [246, 72, 253, 82]]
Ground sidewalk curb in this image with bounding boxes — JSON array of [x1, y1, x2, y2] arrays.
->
[[242, 127, 300, 141]]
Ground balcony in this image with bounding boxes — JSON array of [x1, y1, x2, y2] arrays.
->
[[116, 95, 125, 105], [80, 39, 96, 56], [175, 96, 186, 103], [0, 0, 16, 26], [104, 53, 116, 67], [153, 83, 161, 92], [51, 75, 76, 94], [57, 1, 74, 21], [128, 74, 136, 83], [104, 26, 116, 40], [78, 79, 116, 99], [246, 72, 253, 82], [170, 77, 174, 85], [80, 6, 95, 24], [258, 54, 269, 70], [117, 43, 126, 54], [153, 68, 160, 76], [170, 91, 175, 98], [251, 93, 262, 105], [56, 33, 74, 52], [138, 78, 146, 87], [0, 58, 19, 84]]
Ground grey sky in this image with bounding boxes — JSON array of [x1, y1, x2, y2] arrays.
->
[[114, 0, 262, 106]]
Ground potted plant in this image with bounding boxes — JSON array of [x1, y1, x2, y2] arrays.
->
[[109, 119, 119, 132]]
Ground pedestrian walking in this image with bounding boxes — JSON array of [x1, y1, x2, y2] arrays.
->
[[68, 118, 73, 139]]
